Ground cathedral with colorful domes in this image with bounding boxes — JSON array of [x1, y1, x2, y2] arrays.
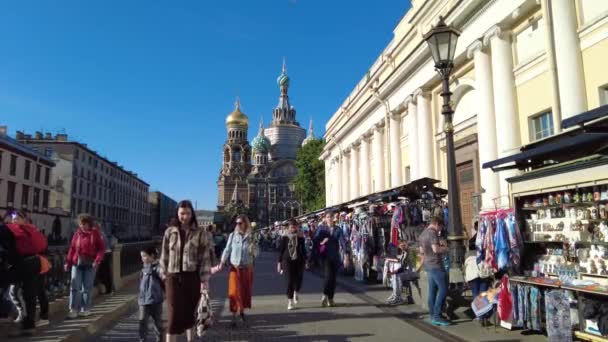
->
[[217, 62, 315, 226]]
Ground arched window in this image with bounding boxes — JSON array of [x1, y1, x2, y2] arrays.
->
[[233, 149, 241, 162]]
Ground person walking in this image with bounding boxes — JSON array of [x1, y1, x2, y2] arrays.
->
[[215, 214, 256, 328], [314, 212, 343, 307], [5, 210, 47, 336], [65, 214, 106, 318], [138, 246, 164, 342], [418, 216, 450, 326], [160, 200, 213, 342], [277, 218, 307, 310]]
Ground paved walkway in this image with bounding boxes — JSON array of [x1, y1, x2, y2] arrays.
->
[[91, 252, 502, 341], [11, 252, 550, 341]]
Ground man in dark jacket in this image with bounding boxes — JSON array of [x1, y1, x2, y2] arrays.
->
[[313, 212, 342, 307]]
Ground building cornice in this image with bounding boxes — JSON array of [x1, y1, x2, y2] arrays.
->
[[483, 25, 509, 46], [466, 39, 484, 59]]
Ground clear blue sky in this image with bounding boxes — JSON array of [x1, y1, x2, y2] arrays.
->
[[1, 0, 411, 210]]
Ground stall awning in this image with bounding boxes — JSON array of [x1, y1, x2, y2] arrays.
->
[[483, 107, 608, 171], [562, 104, 608, 130]]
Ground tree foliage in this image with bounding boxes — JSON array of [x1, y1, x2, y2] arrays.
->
[[294, 139, 326, 213]]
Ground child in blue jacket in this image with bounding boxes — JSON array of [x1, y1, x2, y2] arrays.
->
[[138, 246, 164, 342]]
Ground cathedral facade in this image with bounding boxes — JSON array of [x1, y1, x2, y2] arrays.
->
[[217, 64, 315, 227]]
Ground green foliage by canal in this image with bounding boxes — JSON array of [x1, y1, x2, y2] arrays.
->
[[294, 139, 326, 214]]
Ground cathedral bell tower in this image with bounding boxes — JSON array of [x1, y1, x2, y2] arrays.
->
[[218, 98, 252, 209]]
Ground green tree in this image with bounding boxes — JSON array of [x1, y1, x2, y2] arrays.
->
[[295, 139, 326, 213]]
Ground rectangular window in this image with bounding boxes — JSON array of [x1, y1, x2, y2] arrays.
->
[[78, 199, 83, 213], [600, 84, 608, 106], [270, 187, 277, 205], [35, 165, 41, 183], [10, 155, 17, 176], [42, 190, 49, 209], [405, 166, 411, 183], [75, 149, 79, 159], [24, 160, 31, 180], [7, 181, 16, 204], [44, 167, 50, 185], [22, 184, 30, 207], [33, 188, 40, 208], [530, 111, 555, 141]]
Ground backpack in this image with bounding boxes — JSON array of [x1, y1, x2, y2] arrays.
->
[[6, 223, 48, 256]]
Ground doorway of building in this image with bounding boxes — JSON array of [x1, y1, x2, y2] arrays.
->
[[457, 161, 475, 237]]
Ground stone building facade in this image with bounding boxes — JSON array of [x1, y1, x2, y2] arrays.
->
[[321, 0, 608, 236]]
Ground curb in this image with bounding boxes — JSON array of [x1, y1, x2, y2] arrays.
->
[[61, 296, 139, 342]]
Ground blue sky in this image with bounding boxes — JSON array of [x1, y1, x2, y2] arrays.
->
[[0, 0, 411, 210]]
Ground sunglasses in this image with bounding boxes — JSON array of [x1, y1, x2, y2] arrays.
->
[[236, 221, 243, 225]]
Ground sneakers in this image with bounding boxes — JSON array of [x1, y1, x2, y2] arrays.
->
[[406, 296, 415, 305], [37, 319, 50, 327], [80, 310, 92, 317], [387, 298, 406, 306], [431, 318, 451, 326], [328, 299, 335, 307], [14, 312, 24, 323], [293, 292, 299, 305], [385, 295, 396, 304], [321, 296, 329, 307], [67, 311, 78, 319], [287, 299, 295, 311]]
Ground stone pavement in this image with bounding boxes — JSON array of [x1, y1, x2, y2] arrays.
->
[[13, 252, 552, 341], [92, 252, 486, 342]]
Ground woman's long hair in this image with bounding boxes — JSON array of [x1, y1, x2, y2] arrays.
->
[[235, 214, 251, 233], [169, 200, 198, 228]]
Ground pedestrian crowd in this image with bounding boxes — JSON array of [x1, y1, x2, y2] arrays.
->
[[0, 199, 464, 340]]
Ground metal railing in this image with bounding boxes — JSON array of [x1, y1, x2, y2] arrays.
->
[[120, 240, 159, 277], [45, 245, 71, 301]]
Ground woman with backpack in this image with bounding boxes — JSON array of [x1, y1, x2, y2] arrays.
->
[[64, 214, 105, 319], [3, 210, 47, 336], [214, 214, 257, 328]]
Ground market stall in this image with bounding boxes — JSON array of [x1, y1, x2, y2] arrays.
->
[[483, 104, 608, 340]]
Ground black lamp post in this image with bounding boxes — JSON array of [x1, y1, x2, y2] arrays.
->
[[424, 17, 466, 268]]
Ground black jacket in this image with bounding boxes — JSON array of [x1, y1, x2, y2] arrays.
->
[[278, 236, 307, 265]]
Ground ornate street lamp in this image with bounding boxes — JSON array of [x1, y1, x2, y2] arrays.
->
[[424, 17, 466, 268]]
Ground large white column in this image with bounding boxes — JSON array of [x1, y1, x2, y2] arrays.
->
[[415, 89, 433, 178], [373, 122, 386, 192], [389, 112, 403, 187], [551, 0, 587, 119], [360, 133, 372, 195], [406, 96, 419, 181], [333, 157, 341, 205], [484, 26, 521, 205], [324, 158, 331, 205], [341, 150, 350, 202], [468, 40, 500, 209], [350, 142, 360, 199]]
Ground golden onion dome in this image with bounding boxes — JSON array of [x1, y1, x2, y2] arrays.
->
[[226, 98, 249, 127]]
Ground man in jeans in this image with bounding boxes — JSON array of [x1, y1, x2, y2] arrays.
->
[[418, 216, 450, 326]]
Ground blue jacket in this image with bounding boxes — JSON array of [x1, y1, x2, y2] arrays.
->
[[138, 261, 164, 305], [221, 232, 255, 267]]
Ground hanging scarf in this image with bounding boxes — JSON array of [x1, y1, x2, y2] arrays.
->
[[287, 233, 298, 261]]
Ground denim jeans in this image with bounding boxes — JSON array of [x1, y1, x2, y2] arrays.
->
[[469, 278, 489, 299], [426, 268, 448, 321], [69, 266, 96, 312]]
